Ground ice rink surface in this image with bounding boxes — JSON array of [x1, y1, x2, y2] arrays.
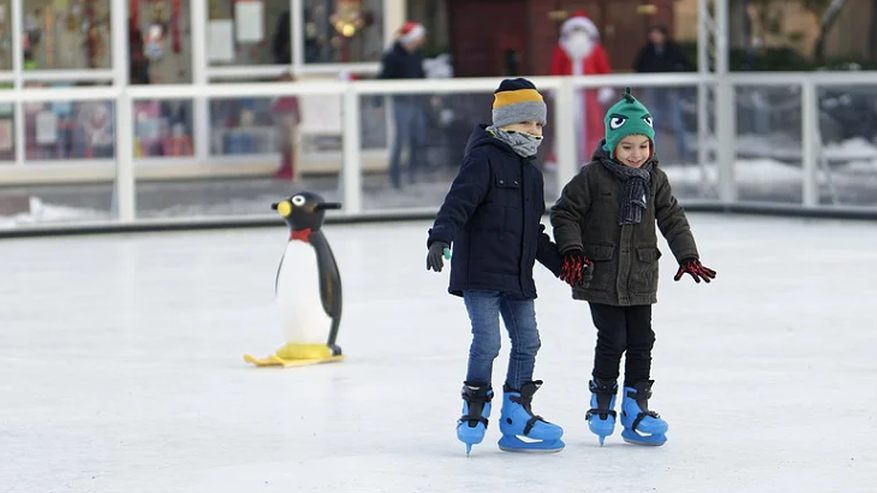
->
[[2, 213, 876, 492]]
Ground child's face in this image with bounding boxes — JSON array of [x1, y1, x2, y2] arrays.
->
[[501, 121, 544, 137], [614, 134, 651, 168]]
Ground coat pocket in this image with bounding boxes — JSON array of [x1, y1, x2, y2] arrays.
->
[[631, 247, 661, 294], [492, 174, 522, 209], [583, 243, 616, 291]]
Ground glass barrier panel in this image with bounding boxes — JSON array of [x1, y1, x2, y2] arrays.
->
[[734, 85, 803, 204], [135, 93, 343, 219], [816, 84, 877, 207], [359, 90, 538, 211]]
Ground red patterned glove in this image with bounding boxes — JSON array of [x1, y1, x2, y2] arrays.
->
[[674, 258, 716, 283], [560, 249, 594, 288]]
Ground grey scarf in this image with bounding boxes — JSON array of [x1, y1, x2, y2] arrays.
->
[[602, 158, 653, 225], [487, 126, 543, 158]]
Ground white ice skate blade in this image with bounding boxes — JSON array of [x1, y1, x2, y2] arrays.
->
[[622, 436, 666, 447], [498, 436, 564, 453]]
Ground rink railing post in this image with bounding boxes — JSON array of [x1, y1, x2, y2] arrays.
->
[[554, 77, 577, 196], [696, 0, 712, 198], [341, 82, 362, 215], [715, 80, 736, 204], [801, 79, 819, 208], [115, 89, 136, 223], [715, 0, 736, 205]]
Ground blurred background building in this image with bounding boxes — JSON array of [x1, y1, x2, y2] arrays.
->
[[0, 0, 876, 226]]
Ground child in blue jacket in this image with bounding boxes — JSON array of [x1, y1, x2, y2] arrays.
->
[[426, 78, 590, 455]]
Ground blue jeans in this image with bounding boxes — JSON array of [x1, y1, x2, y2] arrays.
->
[[463, 290, 541, 391], [389, 99, 425, 188], [644, 87, 687, 160]]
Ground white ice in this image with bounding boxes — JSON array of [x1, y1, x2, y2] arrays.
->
[[1, 214, 876, 492]]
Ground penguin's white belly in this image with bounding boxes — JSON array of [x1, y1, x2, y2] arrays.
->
[[275, 241, 333, 344]]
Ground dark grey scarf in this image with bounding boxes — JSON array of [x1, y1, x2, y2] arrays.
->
[[601, 159, 653, 225]]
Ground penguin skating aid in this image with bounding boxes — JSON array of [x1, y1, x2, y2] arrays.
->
[[244, 192, 345, 368]]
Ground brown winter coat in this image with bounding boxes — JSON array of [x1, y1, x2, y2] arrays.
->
[[550, 151, 699, 306]]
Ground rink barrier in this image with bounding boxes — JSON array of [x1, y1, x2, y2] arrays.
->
[[3, 202, 877, 239], [2, 71, 877, 235]]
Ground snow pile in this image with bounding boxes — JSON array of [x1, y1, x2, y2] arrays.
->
[[0, 196, 110, 229], [822, 137, 877, 161]]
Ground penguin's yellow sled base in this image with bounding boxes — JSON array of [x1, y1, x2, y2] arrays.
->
[[244, 343, 344, 368], [243, 353, 345, 368]]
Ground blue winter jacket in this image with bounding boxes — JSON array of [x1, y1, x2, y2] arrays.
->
[[428, 125, 563, 299]]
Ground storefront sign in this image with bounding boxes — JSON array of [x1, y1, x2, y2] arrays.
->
[[234, 1, 264, 43]]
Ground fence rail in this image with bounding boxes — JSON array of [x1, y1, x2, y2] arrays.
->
[[1, 71, 876, 236]]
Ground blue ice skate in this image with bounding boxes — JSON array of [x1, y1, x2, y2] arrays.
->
[[620, 380, 668, 446], [497, 380, 564, 453], [585, 379, 617, 446], [456, 383, 493, 456]]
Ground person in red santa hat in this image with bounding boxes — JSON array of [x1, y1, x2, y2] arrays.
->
[[549, 11, 615, 166], [379, 21, 428, 189]]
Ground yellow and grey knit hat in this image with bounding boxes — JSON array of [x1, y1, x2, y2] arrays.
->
[[492, 78, 547, 128]]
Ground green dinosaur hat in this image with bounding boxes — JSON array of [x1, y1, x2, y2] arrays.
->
[[603, 87, 655, 160]]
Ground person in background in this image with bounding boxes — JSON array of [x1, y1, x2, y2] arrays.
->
[[378, 22, 427, 189], [271, 71, 302, 181], [129, 16, 150, 85], [633, 25, 692, 162], [272, 10, 292, 65]]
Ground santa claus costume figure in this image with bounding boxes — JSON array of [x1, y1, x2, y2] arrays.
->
[[549, 11, 614, 166]]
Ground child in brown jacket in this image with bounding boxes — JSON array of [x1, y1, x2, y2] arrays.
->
[[550, 87, 715, 447]]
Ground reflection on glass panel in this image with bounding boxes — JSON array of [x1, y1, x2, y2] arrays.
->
[[210, 96, 294, 156], [0, 183, 114, 228], [134, 100, 194, 157], [362, 91, 557, 210], [207, 0, 291, 66], [817, 85, 877, 207], [137, 94, 344, 219], [0, 93, 14, 161], [0, 0, 11, 70], [735, 86, 803, 204], [22, 0, 112, 70], [304, 0, 384, 63], [130, 0, 192, 84], [24, 99, 115, 160], [623, 84, 712, 200]]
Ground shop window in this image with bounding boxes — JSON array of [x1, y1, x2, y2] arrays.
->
[[0, 91, 14, 161], [0, 0, 11, 71], [130, 0, 193, 84], [206, 0, 292, 66], [23, 96, 115, 160], [304, 0, 384, 63], [134, 99, 194, 158], [22, 0, 112, 70]]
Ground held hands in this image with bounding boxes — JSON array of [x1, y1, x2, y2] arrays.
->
[[674, 258, 716, 284], [426, 241, 451, 272], [559, 249, 594, 288]]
